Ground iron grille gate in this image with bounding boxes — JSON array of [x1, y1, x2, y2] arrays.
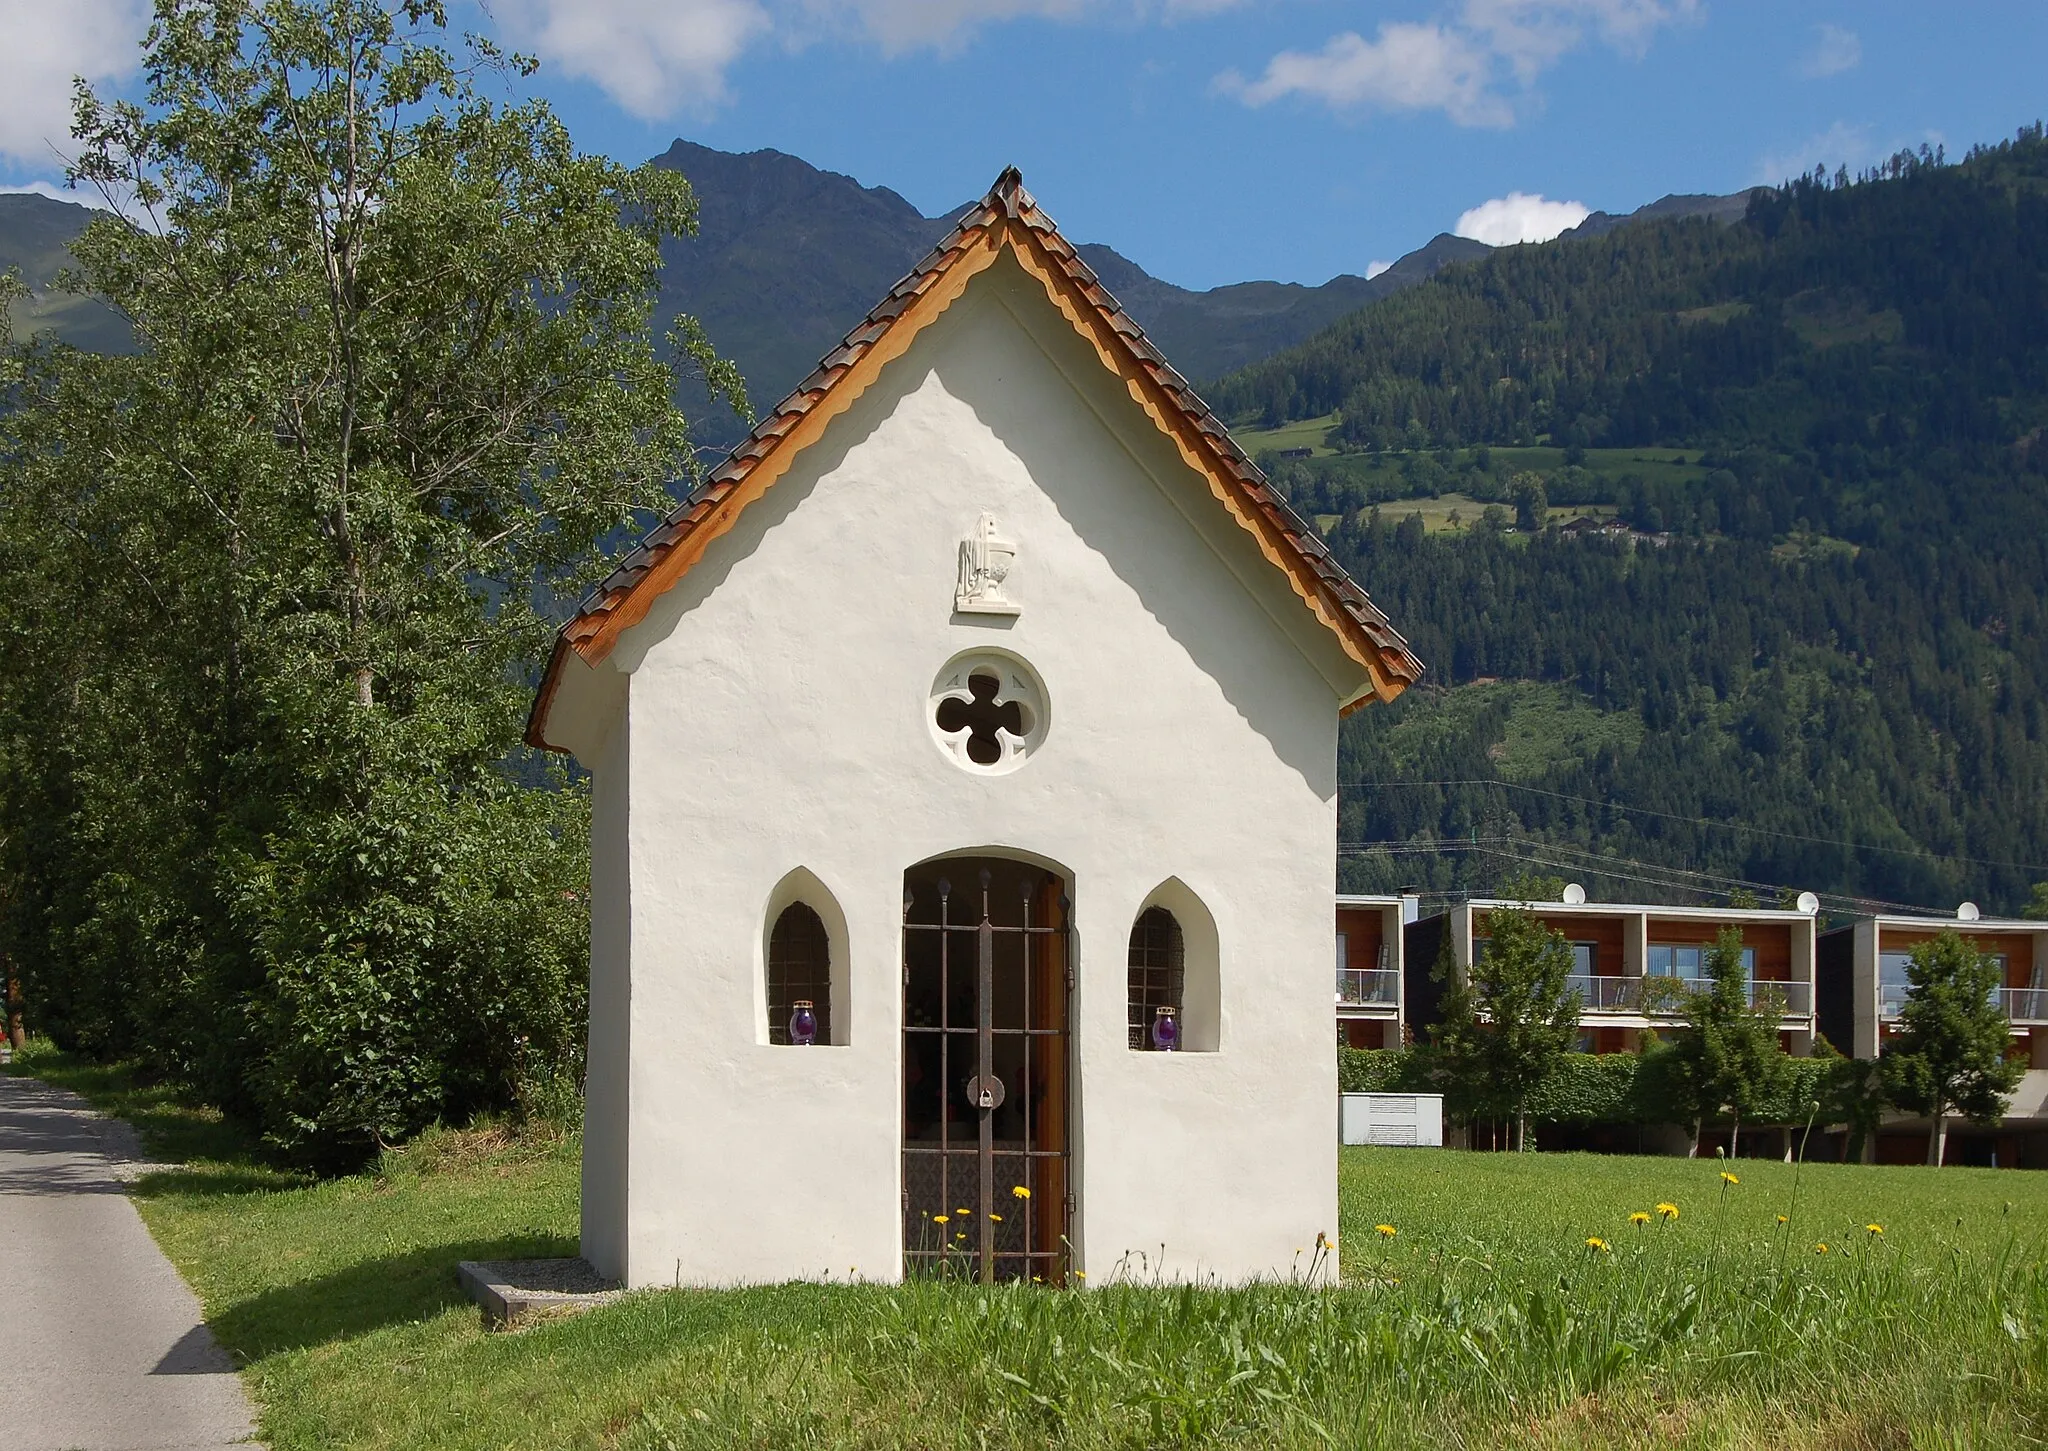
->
[[902, 862, 1070, 1283]]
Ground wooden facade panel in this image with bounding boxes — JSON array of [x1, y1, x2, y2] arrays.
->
[[1879, 927, 2040, 988], [1336, 907, 1387, 971], [1647, 918, 1794, 979], [1520, 912, 1626, 973]]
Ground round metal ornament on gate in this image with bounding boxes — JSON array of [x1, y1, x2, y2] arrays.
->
[[964, 1074, 1006, 1111]]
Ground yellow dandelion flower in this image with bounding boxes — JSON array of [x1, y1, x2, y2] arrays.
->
[[1865, 1223, 1884, 1235], [933, 1214, 949, 1225], [1376, 1224, 1398, 1238], [1586, 1237, 1610, 1253], [1814, 1242, 1829, 1254], [1656, 1202, 1679, 1220], [1720, 1171, 1740, 1185], [1776, 1215, 1788, 1224], [1629, 1211, 1651, 1226], [957, 1208, 971, 1217], [1073, 1270, 1086, 1279], [1012, 1185, 1031, 1199], [989, 1213, 1003, 1222]]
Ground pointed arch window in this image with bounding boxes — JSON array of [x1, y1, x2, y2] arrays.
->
[[768, 902, 832, 1045], [1127, 906, 1184, 1050]]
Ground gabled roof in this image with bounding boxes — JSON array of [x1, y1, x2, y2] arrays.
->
[[528, 168, 1422, 751]]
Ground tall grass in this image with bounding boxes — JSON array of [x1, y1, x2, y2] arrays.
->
[[12, 1045, 2047, 1449]]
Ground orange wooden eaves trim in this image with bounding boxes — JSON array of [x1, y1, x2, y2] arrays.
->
[[570, 228, 1007, 671], [549, 210, 1409, 728], [999, 224, 1401, 704]]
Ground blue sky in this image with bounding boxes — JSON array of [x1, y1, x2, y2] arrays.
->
[[4, 2, 2044, 290]]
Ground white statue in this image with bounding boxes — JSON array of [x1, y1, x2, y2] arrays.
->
[[955, 513, 1019, 615]]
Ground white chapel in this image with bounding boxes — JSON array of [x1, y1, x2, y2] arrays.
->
[[526, 169, 1422, 1288]]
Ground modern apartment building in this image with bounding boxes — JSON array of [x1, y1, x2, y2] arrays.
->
[[1817, 907, 2048, 1166], [1389, 888, 1821, 1053], [1335, 894, 1417, 1048]]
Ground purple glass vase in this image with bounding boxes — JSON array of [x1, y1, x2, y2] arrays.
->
[[1151, 1006, 1179, 1052], [789, 1000, 818, 1046]]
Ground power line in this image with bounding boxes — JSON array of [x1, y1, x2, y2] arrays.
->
[[1344, 778, 2048, 876], [1340, 834, 1962, 917]]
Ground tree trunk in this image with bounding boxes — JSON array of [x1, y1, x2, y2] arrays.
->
[[1687, 1120, 1701, 1158], [1728, 1114, 1740, 1160], [4, 962, 23, 1050], [1928, 1109, 1948, 1167]]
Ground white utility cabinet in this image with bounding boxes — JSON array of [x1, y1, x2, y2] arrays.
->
[[1340, 1093, 1445, 1147]]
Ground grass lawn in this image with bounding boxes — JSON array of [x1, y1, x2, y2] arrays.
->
[[1224, 420, 1717, 495], [1230, 414, 1342, 458], [1354, 679, 1646, 783], [12, 1044, 2048, 1448], [1362, 493, 1621, 535]]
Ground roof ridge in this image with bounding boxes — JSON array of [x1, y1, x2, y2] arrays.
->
[[529, 169, 1421, 750]]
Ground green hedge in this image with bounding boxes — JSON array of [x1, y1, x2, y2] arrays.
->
[[1339, 1046, 1840, 1127]]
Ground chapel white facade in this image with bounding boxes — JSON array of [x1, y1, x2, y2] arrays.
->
[[528, 170, 1421, 1288]]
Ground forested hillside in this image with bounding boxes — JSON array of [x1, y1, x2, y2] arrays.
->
[[1214, 127, 2048, 914]]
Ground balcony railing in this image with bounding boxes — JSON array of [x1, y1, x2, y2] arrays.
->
[[1568, 974, 1639, 1011], [1336, 968, 1401, 1007], [1738, 978, 1811, 1015], [1880, 986, 2046, 1021], [2002, 986, 2048, 1021], [1567, 975, 1812, 1016]]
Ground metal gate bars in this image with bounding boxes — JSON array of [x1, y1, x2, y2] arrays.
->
[[901, 862, 1070, 1283]]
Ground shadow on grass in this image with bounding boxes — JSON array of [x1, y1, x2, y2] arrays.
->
[[132, 1163, 306, 1198], [209, 1230, 580, 1361], [3, 1045, 272, 1172]]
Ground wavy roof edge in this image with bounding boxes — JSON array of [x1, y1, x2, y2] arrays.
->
[[528, 167, 1422, 751]]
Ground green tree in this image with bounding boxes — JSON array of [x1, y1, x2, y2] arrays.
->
[[1881, 930, 2024, 1166], [2024, 883, 2048, 921], [1509, 473, 1548, 531], [1432, 903, 1580, 1150], [1811, 1037, 1885, 1164], [0, 0, 743, 1157], [1667, 927, 1791, 1158]]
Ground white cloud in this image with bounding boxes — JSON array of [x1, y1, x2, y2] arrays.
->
[[1799, 23, 1860, 79], [494, 0, 772, 116], [1754, 121, 1874, 185], [816, 0, 1087, 55], [1219, 0, 1697, 127], [1454, 191, 1588, 245], [1365, 259, 1394, 279], [828, 0, 1243, 52], [0, 0, 150, 167], [497, 0, 1249, 116], [1217, 23, 1509, 127]]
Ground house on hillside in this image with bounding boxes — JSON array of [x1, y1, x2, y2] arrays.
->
[[1817, 908, 2048, 1166], [527, 169, 1423, 1288]]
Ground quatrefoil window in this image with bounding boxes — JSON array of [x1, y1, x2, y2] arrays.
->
[[928, 652, 1047, 774], [936, 673, 1024, 765]]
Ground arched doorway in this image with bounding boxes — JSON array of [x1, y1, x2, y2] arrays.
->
[[901, 856, 1070, 1283]]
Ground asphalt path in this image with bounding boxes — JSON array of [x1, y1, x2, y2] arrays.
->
[[0, 1072, 258, 1450]]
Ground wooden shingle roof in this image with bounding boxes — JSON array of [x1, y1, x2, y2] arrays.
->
[[528, 168, 1421, 750]]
